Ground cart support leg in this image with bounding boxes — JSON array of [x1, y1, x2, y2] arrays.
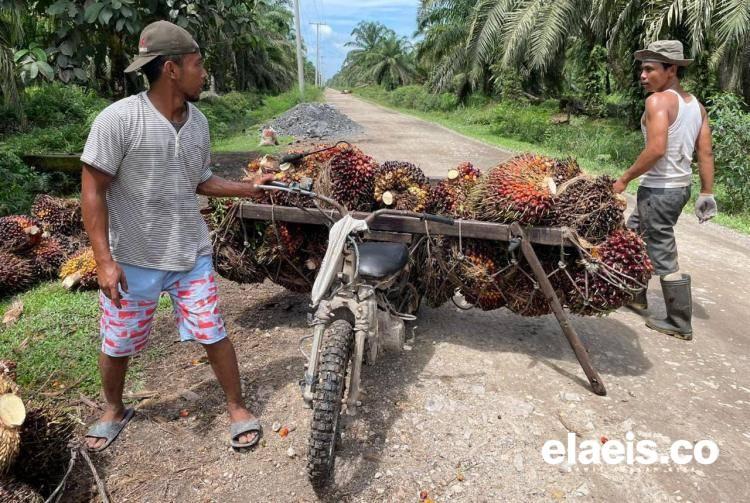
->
[[510, 223, 607, 396]]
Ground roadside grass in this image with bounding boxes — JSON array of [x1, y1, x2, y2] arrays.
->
[[211, 85, 322, 153], [213, 134, 294, 154], [0, 284, 173, 397], [352, 88, 750, 234]]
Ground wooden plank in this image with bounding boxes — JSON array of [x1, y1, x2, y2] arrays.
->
[[238, 203, 573, 246]]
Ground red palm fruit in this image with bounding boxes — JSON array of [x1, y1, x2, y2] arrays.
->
[[567, 229, 653, 315]]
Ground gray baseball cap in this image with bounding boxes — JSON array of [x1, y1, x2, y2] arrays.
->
[[124, 20, 200, 73], [634, 40, 693, 67]]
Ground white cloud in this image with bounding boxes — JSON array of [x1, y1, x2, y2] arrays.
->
[[319, 24, 333, 38]]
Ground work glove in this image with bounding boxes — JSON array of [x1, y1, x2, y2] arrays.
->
[[694, 193, 717, 223]]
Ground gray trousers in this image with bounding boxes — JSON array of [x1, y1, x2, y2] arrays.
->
[[626, 186, 691, 276]]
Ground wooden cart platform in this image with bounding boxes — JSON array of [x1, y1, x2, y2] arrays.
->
[[239, 202, 607, 396]]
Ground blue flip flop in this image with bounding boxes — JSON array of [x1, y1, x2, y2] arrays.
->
[[85, 408, 135, 452], [230, 418, 262, 449]]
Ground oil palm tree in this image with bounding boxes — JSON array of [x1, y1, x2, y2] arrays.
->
[[416, 0, 483, 97], [0, 0, 23, 121], [368, 33, 417, 89]]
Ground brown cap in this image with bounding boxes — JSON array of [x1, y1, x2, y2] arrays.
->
[[634, 40, 692, 67], [124, 20, 199, 73]]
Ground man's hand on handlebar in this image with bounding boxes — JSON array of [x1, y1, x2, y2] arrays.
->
[[246, 173, 276, 195]]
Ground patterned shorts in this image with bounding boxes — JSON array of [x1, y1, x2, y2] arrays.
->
[[99, 255, 226, 357]]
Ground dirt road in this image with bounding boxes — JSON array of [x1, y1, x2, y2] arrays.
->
[[91, 93, 750, 503], [325, 90, 511, 177]]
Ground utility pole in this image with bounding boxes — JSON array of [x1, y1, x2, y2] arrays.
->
[[293, 0, 305, 98], [309, 22, 328, 88]]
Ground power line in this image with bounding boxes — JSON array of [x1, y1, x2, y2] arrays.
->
[[309, 21, 328, 87]]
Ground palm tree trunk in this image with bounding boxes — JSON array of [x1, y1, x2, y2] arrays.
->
[[0, 45, 25, 127]]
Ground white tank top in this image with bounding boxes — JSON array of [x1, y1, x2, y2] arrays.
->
[[639, 89, 702, 188]]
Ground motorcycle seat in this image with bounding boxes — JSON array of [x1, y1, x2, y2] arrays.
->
[[357, 242, 409, 278]]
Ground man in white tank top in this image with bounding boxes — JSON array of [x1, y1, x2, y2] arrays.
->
[[613, 40, 717, 341]]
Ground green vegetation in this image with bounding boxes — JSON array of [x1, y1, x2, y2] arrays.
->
[[0, 284, 174, 396], [0, 284, 101, 395], [1, 0, 304, 121], [213, 134, 294, 154]]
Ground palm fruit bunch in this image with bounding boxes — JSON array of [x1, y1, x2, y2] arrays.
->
[[256, 223, 327, 292], [472, 154, 559, 225], [9, 402, 76, 498], [0, 479, 43, 502], [30, 195, 82, 236], [0, 253, 34, 296], [427, 162, 482, 218], [2, 473, 37, 501], [55, 232, 90, 257], [298, 142, 349, 173], [25, 236, 66, 280], [58, 247, 98, 290], [243, 155, 280, 205], [553, 175, 627, 244], [268, 151, 321, 208], [450, 239, 508, 311], [566, 229, 653, 315], [413, 236, 459, 308], [551, 157, 582, 186], [0, 216, 42, 254], [326, 147, 378, 211], [493, 246, 569, 317], [206, 198, 266, 285], [0, 372, 25, 475], [372, 161, 431, 212]]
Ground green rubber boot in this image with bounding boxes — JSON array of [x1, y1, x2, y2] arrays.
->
[[646, 274, 692, 341]]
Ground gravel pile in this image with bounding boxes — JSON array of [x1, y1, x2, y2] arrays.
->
[[267, 103, 363, 139]]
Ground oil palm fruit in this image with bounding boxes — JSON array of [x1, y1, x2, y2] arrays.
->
[[0, 216, 42, 254], [328, 148, 378, 211], [0, 478, 43, 502], [59, 247, 98, 290], [373, 161, 431, 212], [554, 175, 627, 244], [0, 253, 34, 296], [473, 154, 558, 225], [0, 393, 25, 473], [567, 229, 653, 315], [428, 162, 482, 217], [26, 237, 66, 280], [451, 239, 508, 311], [30, 195, 82, 236]]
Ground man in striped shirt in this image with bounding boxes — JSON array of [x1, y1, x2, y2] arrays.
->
[[80, 21, 273, 451]]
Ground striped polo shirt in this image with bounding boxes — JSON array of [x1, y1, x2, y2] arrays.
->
[[81, 92, 213, 271]]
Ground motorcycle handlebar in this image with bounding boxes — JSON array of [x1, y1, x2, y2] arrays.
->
[[420, 213, 454, 225]]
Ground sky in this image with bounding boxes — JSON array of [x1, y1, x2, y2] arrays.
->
[[297, 0, 420, 81]]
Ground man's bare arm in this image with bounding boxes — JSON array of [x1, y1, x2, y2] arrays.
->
[[81, 164, 128, 308], [695, 106, 715, 194], [197, 173, 275, 198], [613, 93, 671, 193]]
